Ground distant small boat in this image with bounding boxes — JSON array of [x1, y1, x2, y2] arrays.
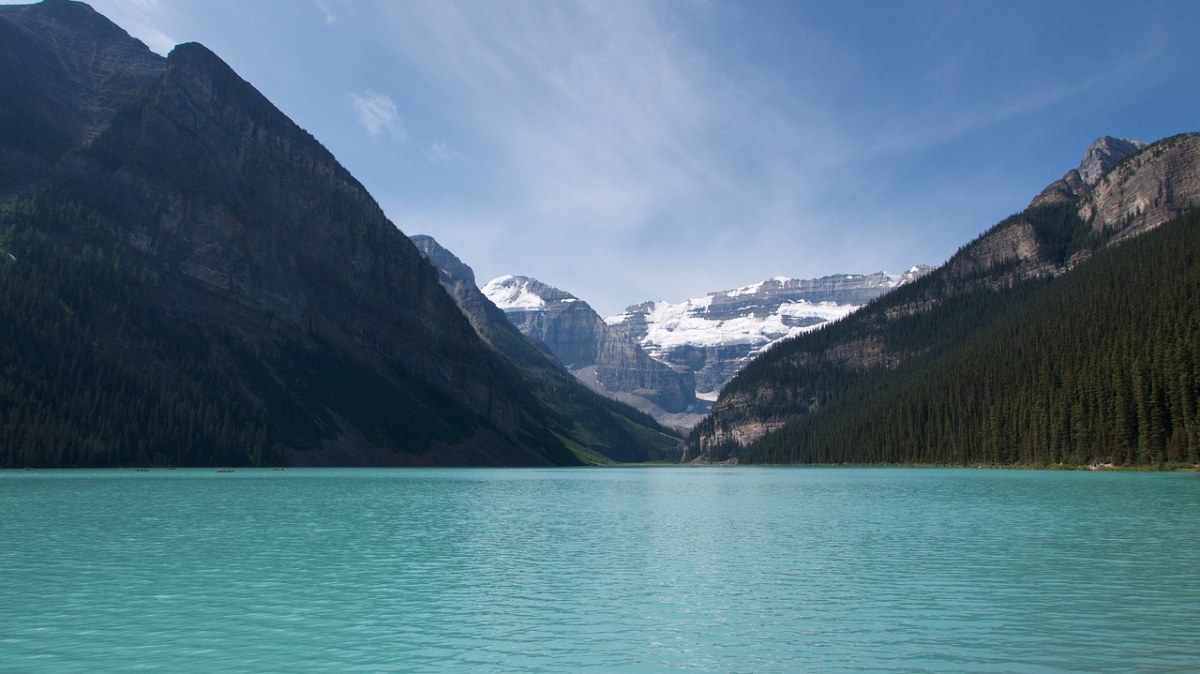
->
[[217, 468, 234, 473]]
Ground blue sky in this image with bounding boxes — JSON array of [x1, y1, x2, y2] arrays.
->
[[23, 0, 1200, 316]]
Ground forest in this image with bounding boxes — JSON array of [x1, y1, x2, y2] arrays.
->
[[0, 192, 281, 467], [718, 208, 1200, 467]]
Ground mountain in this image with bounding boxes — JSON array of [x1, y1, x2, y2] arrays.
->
[[483, 269, 930, 432], [1030, 136, 1145, 208], [0, 0, 661, 467], [482, 275, 699, 429], [690, 133, 1200, 467], [411, 235, 681, 463], [606, 268, 932, 403]]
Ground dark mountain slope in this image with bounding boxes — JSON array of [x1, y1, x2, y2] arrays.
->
[[0, 1, 624, 467], [0, 0, 163, 194], [691, 134, 1200, 466]]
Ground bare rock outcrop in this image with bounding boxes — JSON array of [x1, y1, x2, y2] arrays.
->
[[1079, 134, 1200, 243], [1031, 136, 1145, 208]]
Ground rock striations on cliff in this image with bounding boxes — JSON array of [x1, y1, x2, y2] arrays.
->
[[0, 0, 669, 467], [942, 133, 1200, 289], [1030, 136, 1146, 208]]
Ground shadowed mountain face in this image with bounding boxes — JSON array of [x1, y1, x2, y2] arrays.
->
[[0, 1, 665, 467], [0, 0, 163, 195], [691, 133, 1200, 466]]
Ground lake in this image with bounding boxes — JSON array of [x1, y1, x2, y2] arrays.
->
[[2, 467, 1197, 673]]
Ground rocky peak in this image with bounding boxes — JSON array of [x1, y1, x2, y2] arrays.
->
[[927, 133, 1199, 308], [0, 0, 165, 195], [1030, 135, 1146, 208], [483, 275, 577, 310], [1078, 136, 1146, 186], [1079, 133, 1200, 243], [410, 234, 475, 286]]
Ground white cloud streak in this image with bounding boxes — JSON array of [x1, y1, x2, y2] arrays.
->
[[423, 140, 464, 164], [315, 0, 339, 26], [347, 91, 407, 142], [363, 2, 855, 313]]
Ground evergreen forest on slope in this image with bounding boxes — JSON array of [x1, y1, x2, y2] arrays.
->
[[698, 207, 1200, 467]]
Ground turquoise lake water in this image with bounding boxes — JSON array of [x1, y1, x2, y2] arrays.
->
[[2, 467, 1198, 673]]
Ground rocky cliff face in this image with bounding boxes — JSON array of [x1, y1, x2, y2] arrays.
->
[[608, 269, 932, 397], [483, 275, 698, 425], [1079, 134, 1200, 244], [1030, 136, 1145, 208], [949, 134, 1200, 286]]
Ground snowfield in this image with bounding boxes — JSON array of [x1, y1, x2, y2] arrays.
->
[[481, 275, 547, 310]]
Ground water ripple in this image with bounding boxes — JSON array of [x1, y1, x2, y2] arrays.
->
[[1, 467, 1198, 672]]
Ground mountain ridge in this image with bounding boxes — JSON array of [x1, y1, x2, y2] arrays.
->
[[607, 267, 933, 399]]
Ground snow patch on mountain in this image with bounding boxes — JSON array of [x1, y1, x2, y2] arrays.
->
[[626, 297, 854, 351], [481, 275, 547, 310], [606, 268, 933, 398]]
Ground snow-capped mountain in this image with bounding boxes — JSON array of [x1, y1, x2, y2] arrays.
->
[[482, 275, 698, 427], [482, 269, 931, 431], [607, 268, 933, 399]]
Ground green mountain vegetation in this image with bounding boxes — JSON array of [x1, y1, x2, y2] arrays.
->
[[694, 206, 1200, 467], [0, 191, 269, 466]]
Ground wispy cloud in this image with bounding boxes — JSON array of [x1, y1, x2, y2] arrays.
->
[[315, 0, 339, 26], [89, 0, 177, 54], [362, 2, 849, 311], [347, 91, 407, 142], [423, 140, 464, 164]]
